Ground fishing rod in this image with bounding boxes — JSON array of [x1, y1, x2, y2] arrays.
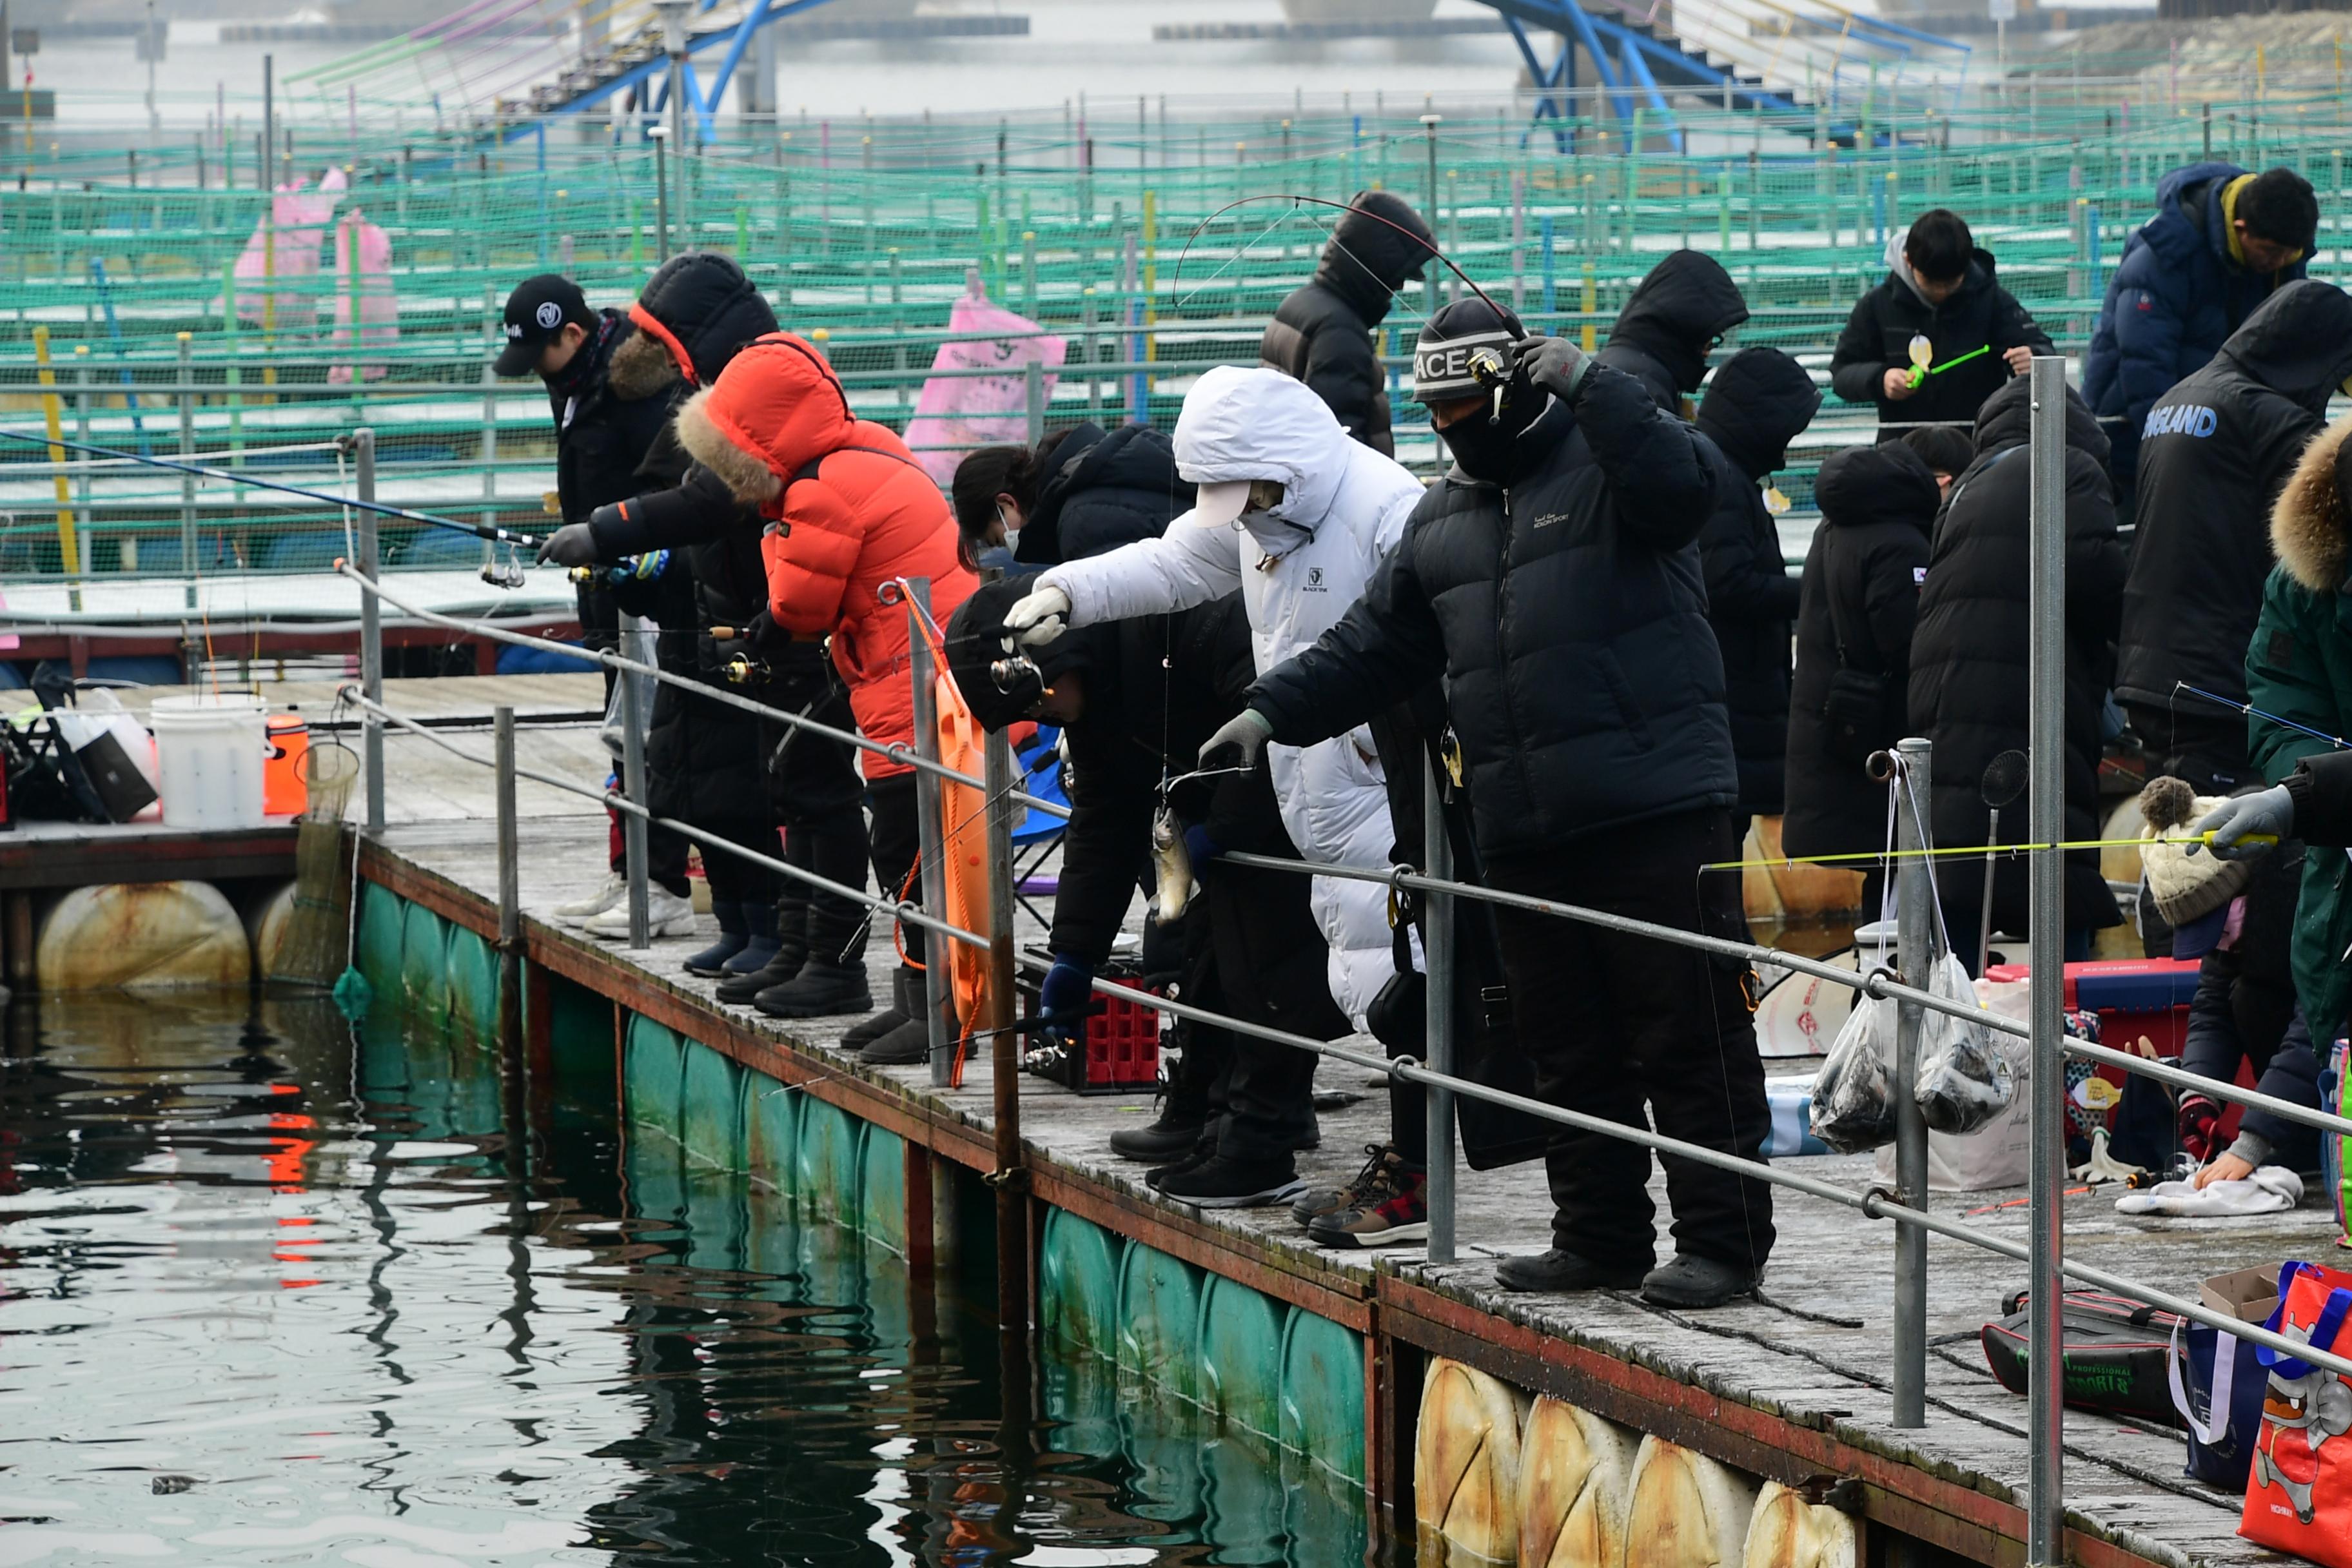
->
[[2173, 681, 2351, 752], [1171, 194, 1508, 321], [0, 426, 551, 551], [1703, 828, 2277, 873]]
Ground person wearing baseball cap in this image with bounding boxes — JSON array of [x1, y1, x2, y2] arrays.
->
[[495, 270, 700, 937], [1198, 297, 1777, 1309], [999, 365, 1428, 1218]]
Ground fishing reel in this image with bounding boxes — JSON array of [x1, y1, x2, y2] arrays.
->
[[1467, 345, 1514, 426], [479, 559, 528, 591], [708, 625, 772, 686], [990, 653, 1044, 696], [568, 549, 670, 588]]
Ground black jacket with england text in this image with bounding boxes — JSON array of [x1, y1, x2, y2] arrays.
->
[[1245, 358, 1732, 856], [1257, 192, 1434, 458], [1692, 346, 1821, 817], [2117, 279, 2352, 720], [1782, 441, 1940, 859], [1908, 376, 2127, 932], [1827, 246, 2052, 439]]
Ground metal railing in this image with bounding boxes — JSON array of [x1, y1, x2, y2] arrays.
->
[[73, 398, 2352, 1554]]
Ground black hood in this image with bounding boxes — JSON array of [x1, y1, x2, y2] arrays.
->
[[1315, 191, 1436, 323], [634, 251, 779, 386], [1021, 420, 1189, 565], [944, 577, 1114, 732], [2217, 278, 2352, 409], [1605, 250, 1750, 395], [1813, 440, 1942, 532], [1695, 347, 1822, 479], [1974, 373, 2110, 466]]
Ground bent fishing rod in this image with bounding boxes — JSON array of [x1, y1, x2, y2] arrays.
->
[[1171, 194, 1510, 320], [0, 426, 549, 549]]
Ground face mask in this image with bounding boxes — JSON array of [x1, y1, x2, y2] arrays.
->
[[1435, 389, 1545, 483]]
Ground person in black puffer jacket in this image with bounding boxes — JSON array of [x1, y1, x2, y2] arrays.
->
[[950, 420, 1193, 572], [1692, 347, 1821, 828], [2116, 279, 2352, 793], [1782, 441, 1941, 901], [1908, 375, 2128, 960], [1597, 250, 1750, 415], [1827, 209, 2053, 443], [1231, 299, 1772, 1310], [1259, 191, 1435, 456]]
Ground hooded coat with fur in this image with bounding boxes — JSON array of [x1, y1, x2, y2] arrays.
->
[[678, 331, 975, 778], [2244, 413, 2352, 1037], [1035, 366, 1426, 1026]]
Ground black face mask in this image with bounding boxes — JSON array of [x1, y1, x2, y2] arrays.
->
[[1435, 386, 1545, 484]]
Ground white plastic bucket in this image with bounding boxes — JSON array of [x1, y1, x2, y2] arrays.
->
[[148, 694, 268, 829]]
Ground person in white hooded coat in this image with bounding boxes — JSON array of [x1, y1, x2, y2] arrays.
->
[[1005, 364, 1425, 1207]]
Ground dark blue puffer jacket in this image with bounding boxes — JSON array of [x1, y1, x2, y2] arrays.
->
[[2084, 162, 2306, 491]]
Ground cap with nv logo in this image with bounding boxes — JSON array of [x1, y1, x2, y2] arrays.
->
[[495, 274, 594, 377], [1411, 297, 1527, 404]]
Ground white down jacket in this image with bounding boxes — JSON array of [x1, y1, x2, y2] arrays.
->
[[1038, 365, 1426, 1026]]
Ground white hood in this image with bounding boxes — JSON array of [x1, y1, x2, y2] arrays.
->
[[1173, 365, 1355, 555]]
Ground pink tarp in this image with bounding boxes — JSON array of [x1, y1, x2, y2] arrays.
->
[[327, 212, 399, 385], [900, 286, 1066, 487], [231, 168, 346, 335]]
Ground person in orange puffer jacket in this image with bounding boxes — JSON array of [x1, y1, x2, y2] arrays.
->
[[676, 331, 978, 1050]]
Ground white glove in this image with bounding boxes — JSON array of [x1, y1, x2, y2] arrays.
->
[[1001, 583, 1071, 649], [1198, 708, 1274, 771]]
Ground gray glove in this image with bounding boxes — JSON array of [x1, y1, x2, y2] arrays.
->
[[536, 523, 600, 569], [1512, 335, 1594, 400], [1198, 707, 1273, 771], [2196, 785, 2293, 860]]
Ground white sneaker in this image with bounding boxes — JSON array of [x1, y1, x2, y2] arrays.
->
[[583, 886, 698, 940], [553, 872, 628, 928]]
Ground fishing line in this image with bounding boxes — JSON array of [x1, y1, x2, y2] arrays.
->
[[1169, 202, 1325, 311], [1170, 193, 1505, 320], [1704, 831, 2262, 872], [2173, 680, 2351, 751]]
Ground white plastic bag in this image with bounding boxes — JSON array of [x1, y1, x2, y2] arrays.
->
[[1808, 970, 1899, 1153], [1913, 952, 2014, 1134]]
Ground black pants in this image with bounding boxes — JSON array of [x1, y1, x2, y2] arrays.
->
[[1485, 808, 1775, 1273], [2126, 703, 2252, 794], [609, 801, 692, 898], [698, 818, 779, 906], [763, 669, 874, 964], [865, 772, 921, 966]]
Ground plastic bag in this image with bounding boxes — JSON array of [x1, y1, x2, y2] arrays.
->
[[1809, 971, 1899, 1153], [1914, 952, 2014, 1135]]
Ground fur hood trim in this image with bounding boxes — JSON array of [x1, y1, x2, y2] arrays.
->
[[675, 387, 779, 504], [2272, 414, 2352, 593], [605, 328, 683, 402]]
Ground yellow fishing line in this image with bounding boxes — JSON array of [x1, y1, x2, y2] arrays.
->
[[1704, 830, 2275, 872]]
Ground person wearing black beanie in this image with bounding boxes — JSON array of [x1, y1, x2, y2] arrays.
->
[[1208, 295, 1778, 1309]]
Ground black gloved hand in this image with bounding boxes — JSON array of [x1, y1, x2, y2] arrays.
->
[[741, 609, 792, 654], [536, 522, 600, 569]]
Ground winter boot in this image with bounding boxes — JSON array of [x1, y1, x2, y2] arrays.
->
[[682, 900, 748, 977], [843, 963, 921, 1055], [857, 968, 934, 1066], [721, 897, 781, 977], [716, 892, 807, 1004], [1110, 1046, 1215, 1162], [752, 957, 872, 1020]]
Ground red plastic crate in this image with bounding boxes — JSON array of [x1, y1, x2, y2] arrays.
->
[[1020, 966, 1164, 1095]]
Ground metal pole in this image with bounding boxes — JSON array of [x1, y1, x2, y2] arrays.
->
[[355, 428, 384, 834], [983, 718, 1029, 1335], [618, 610, 652, 950], [1423, 754, 1457, 1264], [495, 704, 519, 950], [1024, 358, 1044, 446], [649, 127, 671, 262], [260, 54, 274, 193], [2026, 353, 2068, 1566], [1891, 734, 1933, 1430], [176, 332, 195, 611], [906, 579, 956, 1088]]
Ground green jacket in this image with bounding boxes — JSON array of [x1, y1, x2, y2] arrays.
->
[[2244, 415, 2352, 1039]]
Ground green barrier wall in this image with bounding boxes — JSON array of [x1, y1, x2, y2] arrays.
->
[[443, 923, 500, 1043], [398, 901, 449, 1028]]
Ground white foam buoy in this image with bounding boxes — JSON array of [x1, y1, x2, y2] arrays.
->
[[1415, 1357, 1531, 1565], [37, 881, 252, 991], [1743, 1481, 1859, 1568], [1625, 1435, 1762, 1568], [1519, 1396, 1638, 1568]]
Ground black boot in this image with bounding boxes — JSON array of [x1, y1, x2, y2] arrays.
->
[[843, 963, 919, 1054], [717, 892, 806, 1004], [683, 899, 747, 978], [721, 897, 781, 977], [1110, 1040, 1215, 1162], [753, 957, 872, 1019], [858, 968, 934, 1066]]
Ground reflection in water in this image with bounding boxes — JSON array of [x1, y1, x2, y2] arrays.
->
[[0, 992, 1380, 1565]]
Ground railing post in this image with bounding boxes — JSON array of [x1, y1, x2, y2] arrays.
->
[[983, 717, 1030, 1335], [2026, 353, 2069, 1565], [177, 331, 195, 612], [355, 427, 384, 835], [495, 703, 519, 949], [1023, 358, 1044, 447], [618, 610, 652, 950], [1423, 754, 1457, 1264], [1891, 734, 1933, 1429], [905, 578, 956, 1088]]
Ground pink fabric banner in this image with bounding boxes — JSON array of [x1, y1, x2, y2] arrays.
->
[[230, 168, 346, 335], [327, 213, 399, 386], [900, 285, 1066, 487]]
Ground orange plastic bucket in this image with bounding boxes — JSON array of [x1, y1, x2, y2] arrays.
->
[[264, 715, 310, 817]]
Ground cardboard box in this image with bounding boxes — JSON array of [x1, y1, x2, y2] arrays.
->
[[2202, 1264, 2283, 1325]]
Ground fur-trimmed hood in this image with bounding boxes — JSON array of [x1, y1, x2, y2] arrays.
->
[[2273, 413, 2352, 592], [605, 328, 683, 402], [673, 333, 854, 511]]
